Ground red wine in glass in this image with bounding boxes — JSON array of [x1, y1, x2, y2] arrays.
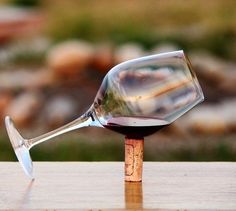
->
[[5, 50, 204, 178]]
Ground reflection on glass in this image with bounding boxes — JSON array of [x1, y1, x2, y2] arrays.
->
[[125, 182, 143, 209], [5, 50, 204, 179]]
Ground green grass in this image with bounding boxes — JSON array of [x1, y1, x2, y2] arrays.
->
[[0, 133, 16, 161], [1, 129, 236, 162], [30, 136, 124, 161], [2, 0, 236, 63], [43, 0, 236, 60]]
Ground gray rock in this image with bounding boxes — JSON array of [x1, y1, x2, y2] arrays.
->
[[47, 40, 94, 79], [0, 69, 53, 90], [190, 51, 236, 101], [187, 105, 227, 135], [4, 92, 42, 127], [220, 99, 236, 133], [0, 92, 12, 124], [185, 99, 236, 135], [114, 43, 145, 63], [151, 43, 179, 54], [44, 96, 77, 127], [92, 44, 114, 73]]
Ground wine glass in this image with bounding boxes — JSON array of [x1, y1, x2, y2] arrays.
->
[[5, 50, 204, 179]]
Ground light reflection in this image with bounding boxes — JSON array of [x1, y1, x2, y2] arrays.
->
[[17, 180, 34, 209], [125, 181, 143, 209]]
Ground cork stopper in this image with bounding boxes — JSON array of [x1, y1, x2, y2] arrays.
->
[[125, 137, 144, 182]]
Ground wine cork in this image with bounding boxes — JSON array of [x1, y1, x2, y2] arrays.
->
[[125, 137, 144, 182]]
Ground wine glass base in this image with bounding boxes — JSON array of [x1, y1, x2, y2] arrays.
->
[[5, 116, 34, 179]]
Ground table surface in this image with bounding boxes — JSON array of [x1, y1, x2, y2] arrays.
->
[[0, 162, 236, 210]]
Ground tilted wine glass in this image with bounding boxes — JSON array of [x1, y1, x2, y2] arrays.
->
[[5, 50, 204, 179]]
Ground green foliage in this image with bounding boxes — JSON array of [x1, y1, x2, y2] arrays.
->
[[46, 0, 236, 60], [0, 133, 17, 161], [1, 131, 236, 161], [9, 0, 39, 7], [100, 89, 133, 117], [11, 50, 46, 66], [30, 135, 124, 161], [50, 13, 95, 43]]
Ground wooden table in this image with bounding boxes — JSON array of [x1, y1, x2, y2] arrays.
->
[[0, 162, 235, 210]]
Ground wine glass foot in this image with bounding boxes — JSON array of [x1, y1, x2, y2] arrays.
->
[[5, 116, 34, 179]]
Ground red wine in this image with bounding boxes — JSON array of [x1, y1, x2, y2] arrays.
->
[[103, 117, 169, 138], [104, 124, 166, 138], [93, 51, 203, 138]]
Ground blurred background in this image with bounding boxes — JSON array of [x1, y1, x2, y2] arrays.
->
[[0, 0, 236, 161]]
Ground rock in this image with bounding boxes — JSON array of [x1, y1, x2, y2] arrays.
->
[[92, 44, 114, 73], [0, 92, 12, 124], [4, 92, 42, 127], [220, 99, 236, 133], [0, 6, 44, 43], [186, 100, 236, 135], [151, 43, 178, 54], [190, 51, 232, 72], [218, 71, 236, 96], [47, 40, 94, 79], [0, 37, 50, 68], [160, 122, 188, 137], [0, 69, 53, 90], [114, 43, 145, 63], [190, 51, 226, 85], [189, 51, 233, 102], [187, 105, 227, 135], [44, 96, 77, 128]]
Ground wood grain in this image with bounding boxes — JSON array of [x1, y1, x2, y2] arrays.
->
[[0, 162, 236, 210]]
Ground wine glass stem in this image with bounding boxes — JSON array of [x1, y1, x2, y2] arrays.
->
[[26, 111, 96, 149]]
